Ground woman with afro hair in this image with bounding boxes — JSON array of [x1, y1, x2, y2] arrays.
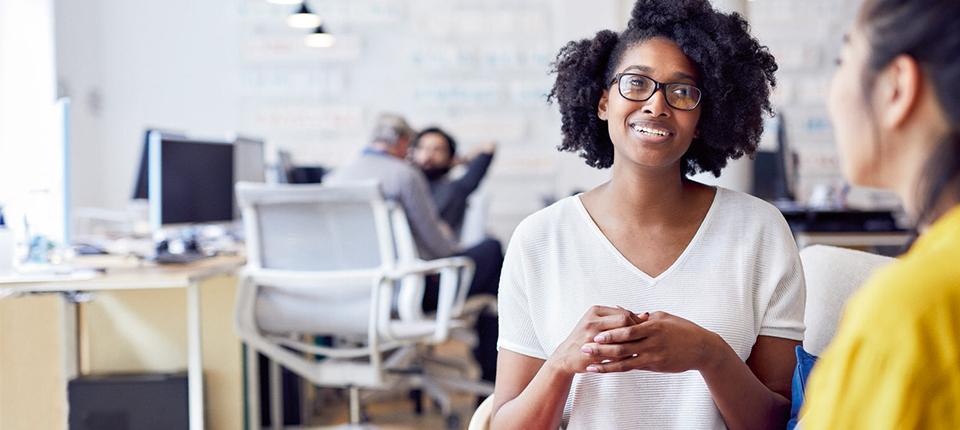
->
[[492, 0, 804, 429]]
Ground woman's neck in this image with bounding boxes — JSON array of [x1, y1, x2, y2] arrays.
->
[[917, 184, 960, 233], [598, 161, 691, 224], [892, 84, 955, 229]]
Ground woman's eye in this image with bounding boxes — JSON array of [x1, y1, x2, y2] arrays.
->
[[672, 87, 695, 98]]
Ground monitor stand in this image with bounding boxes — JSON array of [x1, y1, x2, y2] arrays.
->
[[152, 234, 209, 265]]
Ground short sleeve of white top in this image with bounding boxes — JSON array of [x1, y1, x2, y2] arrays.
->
[[497, 187, 805, 430]]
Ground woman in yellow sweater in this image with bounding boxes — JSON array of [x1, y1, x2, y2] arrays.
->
[[801, 0, 960, 428]]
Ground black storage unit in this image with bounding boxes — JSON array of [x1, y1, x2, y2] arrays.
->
[[68, 373, 188, 430], [287, 166, 326, 184]]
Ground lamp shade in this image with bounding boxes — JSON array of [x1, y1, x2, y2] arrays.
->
[[287, 4, 321, 29], [305, 25, 335, 48]]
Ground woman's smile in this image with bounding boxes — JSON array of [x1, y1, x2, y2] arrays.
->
[[628, 119, 675, 144]]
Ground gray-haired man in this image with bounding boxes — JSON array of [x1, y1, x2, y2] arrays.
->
[[327, 113, 502, 382]]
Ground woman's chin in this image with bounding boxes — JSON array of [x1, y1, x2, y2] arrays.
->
[[615, 145, 685, 171]]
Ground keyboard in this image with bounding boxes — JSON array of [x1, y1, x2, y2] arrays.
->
[[153, 252, 209, 265]]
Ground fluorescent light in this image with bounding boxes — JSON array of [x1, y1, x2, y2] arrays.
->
[[266, 0, 302, 5], [287, 4, 321, 29]]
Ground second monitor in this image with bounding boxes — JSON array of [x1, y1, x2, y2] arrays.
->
[[145, 131, 265, 230]]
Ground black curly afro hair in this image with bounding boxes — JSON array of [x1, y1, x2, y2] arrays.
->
[[548, 0, 778, 176]]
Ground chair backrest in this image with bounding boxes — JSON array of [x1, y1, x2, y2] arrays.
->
[[236, 181, 396, 272], [799, 245, 894, 355], [460, 191, 490, 248], [236, 181, 432, 339]]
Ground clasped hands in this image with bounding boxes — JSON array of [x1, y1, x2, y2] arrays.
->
[[549, 305, 722, 376]]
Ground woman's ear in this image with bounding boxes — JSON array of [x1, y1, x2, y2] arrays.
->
[[598, 89, 610, 121], [876, 54, 921, 130]]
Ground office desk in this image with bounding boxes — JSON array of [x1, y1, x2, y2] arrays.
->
[[0, 255, 244, 430], [794, 231, 912, 250], [780, 207, 911, 254]]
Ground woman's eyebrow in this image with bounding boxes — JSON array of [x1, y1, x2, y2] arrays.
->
[[671, 71, 697, 83], [623, 65, 653, 74], [622, 65, 696, 83]]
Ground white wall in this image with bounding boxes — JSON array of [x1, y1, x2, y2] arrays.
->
[[0, 0, 58, 199], [56, 0, 242, 212]]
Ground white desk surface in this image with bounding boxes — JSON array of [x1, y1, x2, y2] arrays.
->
[[0, 255, 245, 293]]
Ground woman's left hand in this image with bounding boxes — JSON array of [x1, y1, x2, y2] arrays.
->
[[580, 311, 723, 374]]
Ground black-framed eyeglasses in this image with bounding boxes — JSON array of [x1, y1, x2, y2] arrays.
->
[[609, 73, 703, 111]]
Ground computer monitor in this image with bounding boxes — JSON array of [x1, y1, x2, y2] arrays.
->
[[233, 136, 266, 183], [232, 136, 266, 217], [26, 98, 72, 248], [147, 131, 235, 229], [132, 129, 185, 200], [751, 112, 795, 201]]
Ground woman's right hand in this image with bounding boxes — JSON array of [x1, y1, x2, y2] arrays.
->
[[547, 305, 648, 375]]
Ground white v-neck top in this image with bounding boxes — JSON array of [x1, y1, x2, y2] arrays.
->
[[497, 187, 805, 429]]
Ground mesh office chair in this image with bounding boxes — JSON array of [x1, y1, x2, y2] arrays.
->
[[235, 181, 490, 429]]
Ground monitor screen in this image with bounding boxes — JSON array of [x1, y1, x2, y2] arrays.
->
[[148, 132, 235, 228], [133, 129, 184, 200], [751, 113, 794, 201]]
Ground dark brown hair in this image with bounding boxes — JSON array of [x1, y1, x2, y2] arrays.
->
[[859, 0, 960, 225]]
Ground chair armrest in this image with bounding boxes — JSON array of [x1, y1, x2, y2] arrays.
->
[[381, 257, 476, 343], [385, 256, 474, 278], [242, 257, 476, 345]]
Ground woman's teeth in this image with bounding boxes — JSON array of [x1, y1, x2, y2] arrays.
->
[[630, 124, 669, 137]]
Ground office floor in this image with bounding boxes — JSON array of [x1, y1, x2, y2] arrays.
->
[[307, 393, 475, 429], [295, 342, 481, 430]]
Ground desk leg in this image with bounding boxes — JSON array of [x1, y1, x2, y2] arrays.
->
[[61, 295, 79, 380], [187, 282, 205, 430], [60, 295, 79, 430], [245, 343, 261, 430]]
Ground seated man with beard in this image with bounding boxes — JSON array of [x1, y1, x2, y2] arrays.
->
[[410, 127, 496, 241]]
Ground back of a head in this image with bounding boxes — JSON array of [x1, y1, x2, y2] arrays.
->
[[370, 113, 414, 147], [861, 0, 960, 123], [860, 0, 960, 223]]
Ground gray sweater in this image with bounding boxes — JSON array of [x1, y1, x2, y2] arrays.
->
[[326, 150, 459, 259]]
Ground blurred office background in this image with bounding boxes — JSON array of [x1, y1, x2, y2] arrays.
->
[[6, 0, 892, 244], [0, 0, 904, 429]]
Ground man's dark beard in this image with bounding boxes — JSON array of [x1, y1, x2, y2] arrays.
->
[[421, 166, 451, 181]]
